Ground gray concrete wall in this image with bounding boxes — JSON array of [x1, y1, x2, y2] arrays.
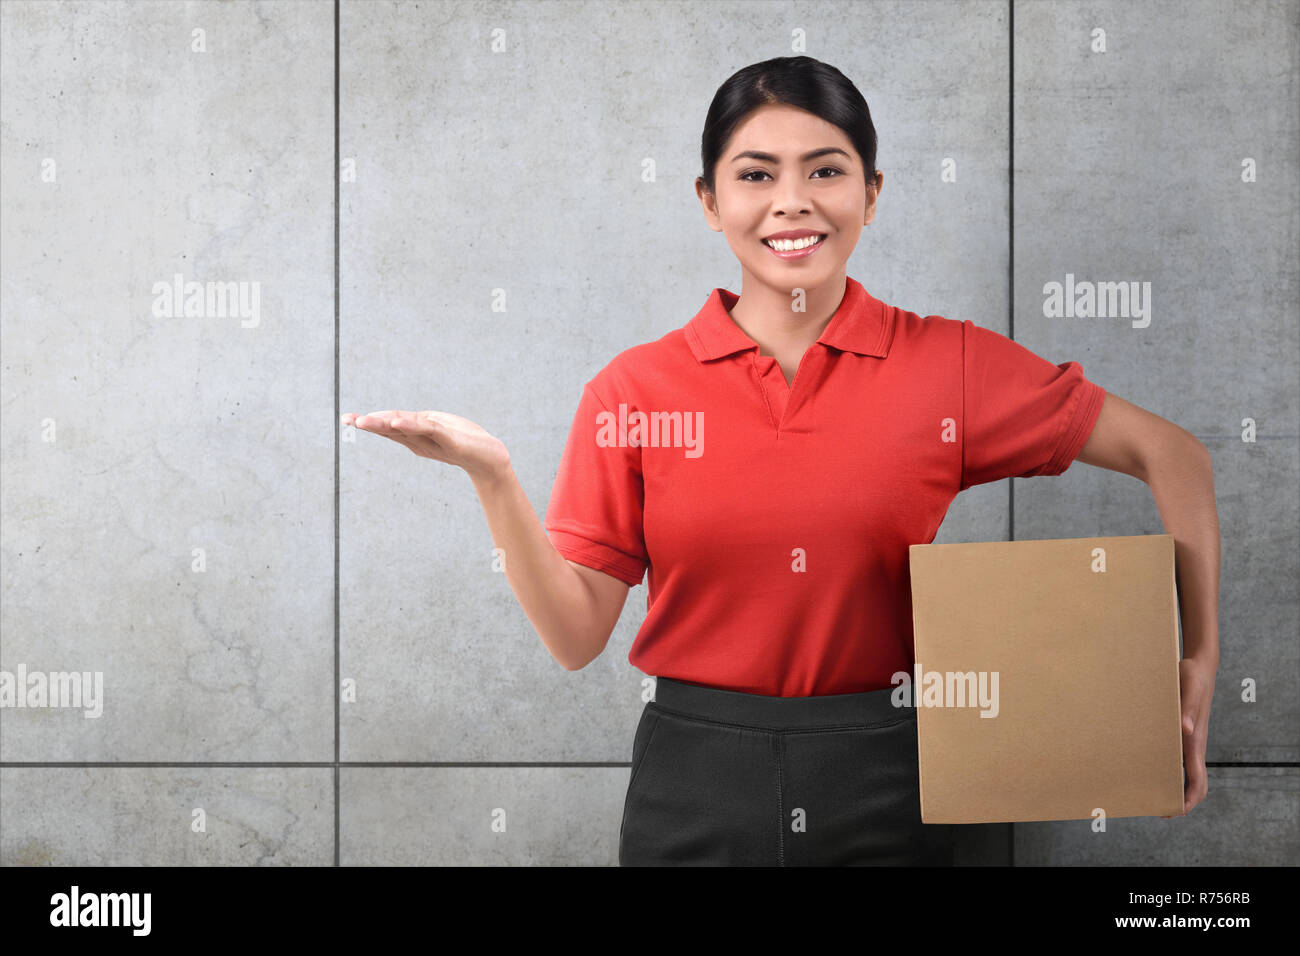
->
[[1, 0, 1295, 866]]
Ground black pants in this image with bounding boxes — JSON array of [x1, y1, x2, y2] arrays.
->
[[619, 677, 956, 866]]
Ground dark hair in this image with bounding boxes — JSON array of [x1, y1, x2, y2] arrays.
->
[[697, 56, 878, 195]]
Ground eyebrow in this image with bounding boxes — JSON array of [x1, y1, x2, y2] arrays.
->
[[729, 147, 853, 164]]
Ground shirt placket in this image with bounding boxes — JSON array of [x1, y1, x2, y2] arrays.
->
[[749, 347, 824, 432], [750, 351, 785, 426]]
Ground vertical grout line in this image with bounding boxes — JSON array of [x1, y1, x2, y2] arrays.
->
[[333, 0, 341, 868], [1007, 0, 1016, 869], [1007, 0, 1016, 550], [0, 6, 4, 860]]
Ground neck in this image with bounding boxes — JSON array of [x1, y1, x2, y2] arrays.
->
[[726, 270, 848, 357]]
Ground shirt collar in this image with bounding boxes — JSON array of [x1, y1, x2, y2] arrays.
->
[[684, 275, 893, 363]]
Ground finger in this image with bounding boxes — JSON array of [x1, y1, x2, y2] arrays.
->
[[384, 410, 425, 428], [1173, 737, 1206, 816], [357, 414, 419, 436], [350, 412, 422, 451], [353, 410, 403, 429], [391, 411, 450, 437], [1183, 690, 1199, 735], [1185, 744, 1208, 815], [1163, 745, 1192, 819], [350, 411, 454, 462], [388, 411, 429, 431], [1179, 673, 1197, 736]]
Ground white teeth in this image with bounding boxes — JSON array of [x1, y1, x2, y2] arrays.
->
[[765, 234, 824, 251]]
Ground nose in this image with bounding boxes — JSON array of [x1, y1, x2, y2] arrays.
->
[[772, 178, 813, 216]]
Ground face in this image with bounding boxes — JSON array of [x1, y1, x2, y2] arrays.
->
[[696, 103, 881, 292]]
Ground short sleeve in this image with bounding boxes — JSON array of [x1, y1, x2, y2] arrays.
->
[[960, 319, 1106, 490], [543, 379, 648, 586]]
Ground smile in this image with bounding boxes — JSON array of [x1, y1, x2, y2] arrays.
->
[[762, 233, 827, 259]]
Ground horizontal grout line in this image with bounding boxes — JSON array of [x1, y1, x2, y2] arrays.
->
[[0, 761, 636, 768], [0, 761, 1295, 769]]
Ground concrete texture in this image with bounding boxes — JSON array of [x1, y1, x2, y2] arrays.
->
[[0, 767, 332, 865], [0, 0, 1295, 866]]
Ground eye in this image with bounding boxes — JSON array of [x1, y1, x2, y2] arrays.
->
[[739, 166, 844, 182]]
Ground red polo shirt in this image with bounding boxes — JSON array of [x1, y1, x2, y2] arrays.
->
[[543, 276, 1106, 697]]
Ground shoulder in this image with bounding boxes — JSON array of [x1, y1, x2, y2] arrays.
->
[[897, 306, 963, 336], [582, 326, 694, 402], [869, 295, 966, 357]]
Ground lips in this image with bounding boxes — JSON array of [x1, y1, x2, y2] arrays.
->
[[762, 234, 829, 261]]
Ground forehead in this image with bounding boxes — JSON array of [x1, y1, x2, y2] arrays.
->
[[726, 104, 854, 154]]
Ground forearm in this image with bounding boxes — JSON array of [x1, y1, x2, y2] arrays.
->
[[1144, 439, 1220, 665], [468, 463, 601, 670]]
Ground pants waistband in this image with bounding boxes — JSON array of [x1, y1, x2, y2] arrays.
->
[[651, 677, 913, 731]]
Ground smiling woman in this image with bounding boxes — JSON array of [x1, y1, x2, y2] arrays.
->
[[343, 54, 1219, 869], [690, 67, 886, 386]]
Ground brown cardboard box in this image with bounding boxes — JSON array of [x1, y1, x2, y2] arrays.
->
[[907, 533, 1185, 824]]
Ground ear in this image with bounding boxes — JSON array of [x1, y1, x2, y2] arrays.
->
[[695, 177, 723, 232], [864, 170, 882, 226]]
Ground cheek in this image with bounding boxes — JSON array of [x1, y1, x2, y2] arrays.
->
[[721, 228, 765, 257], [831, 199, 865, 226]]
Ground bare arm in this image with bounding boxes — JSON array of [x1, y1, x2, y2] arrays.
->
[[469, 463, 631, 670], [1075, 391, 1220, 815]]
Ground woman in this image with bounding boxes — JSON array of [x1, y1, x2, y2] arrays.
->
[[343, 56, 1219, 866]]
